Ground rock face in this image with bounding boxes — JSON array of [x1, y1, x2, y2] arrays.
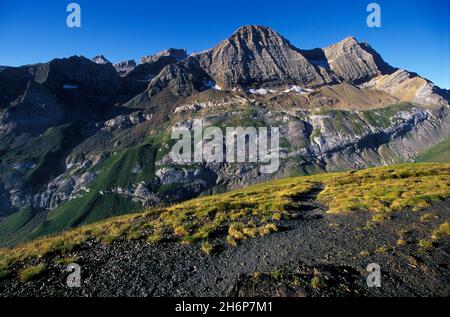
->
[[147, 58, 211, 97], [323, 37, 395, 84], [114, 60, 137, 76]]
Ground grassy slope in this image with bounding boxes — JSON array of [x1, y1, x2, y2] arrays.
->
[[0, 208, 35, 240], [26, 137, 161, 241], [0, 135, 167, 247], [0, 126, 73, 245], [416, 137, 450, 163], [1, 163, 449, 276]]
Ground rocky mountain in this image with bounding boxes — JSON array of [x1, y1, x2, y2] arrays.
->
[[148, 26, 337, 95], [113, 60, 137, 76], [0, 25, 449, 247], [322, 36, 395, 84]]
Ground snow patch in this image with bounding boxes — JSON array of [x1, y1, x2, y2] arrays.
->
[[248, 86, 312, 95], [249, 88, 276, 95], [284, 85, 313, 94]]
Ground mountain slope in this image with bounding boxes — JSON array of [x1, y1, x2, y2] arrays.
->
[[0, 25, 449, 248], [417, 137, 450, 163]]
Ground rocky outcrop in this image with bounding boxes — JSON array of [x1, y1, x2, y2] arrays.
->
[[35, 170, 98, 210], [101, 111, 151, 133], [155, 165, 217, 200], [148, 58, 212, 97]]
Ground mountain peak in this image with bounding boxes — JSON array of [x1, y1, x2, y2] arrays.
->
[[91, 55, 111, 65], [228, 25, 287, 46], [324, 35, 395, 84], [233, 25, 274, 34], [342, 36, 358, 43], [148, 25, 335, 96]]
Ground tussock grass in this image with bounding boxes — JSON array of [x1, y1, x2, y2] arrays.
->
[[420, 213, 436, 222], [18, 263, 46, 283], [375, 245, 390, 254], [54, 255, 79, 266], [310, 274, 327, 289], [418, 239, 433, 249], [201, 241, 214, 254], [396, 239, 407, 246], [431, 222, 450, 240], [318, 164, 450, 214]]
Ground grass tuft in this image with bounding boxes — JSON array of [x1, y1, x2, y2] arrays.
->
[[201, 241, 214, 254], [310, 275, 327, 289], [18, 263, 46, 283], [431, 222, 450, 241]]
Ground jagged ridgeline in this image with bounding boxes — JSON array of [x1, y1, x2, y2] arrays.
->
[[0, 25, 449, 246]]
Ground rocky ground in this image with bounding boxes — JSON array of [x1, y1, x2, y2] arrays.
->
[[1, 189, 448, 297]]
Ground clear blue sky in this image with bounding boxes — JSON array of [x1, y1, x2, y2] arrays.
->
[[0, 0, 449, 88]]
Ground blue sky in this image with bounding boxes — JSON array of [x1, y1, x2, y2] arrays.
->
[[0, 0, 449, 88]]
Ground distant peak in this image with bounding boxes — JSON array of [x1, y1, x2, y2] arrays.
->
[[92, 55, 111, 65]]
